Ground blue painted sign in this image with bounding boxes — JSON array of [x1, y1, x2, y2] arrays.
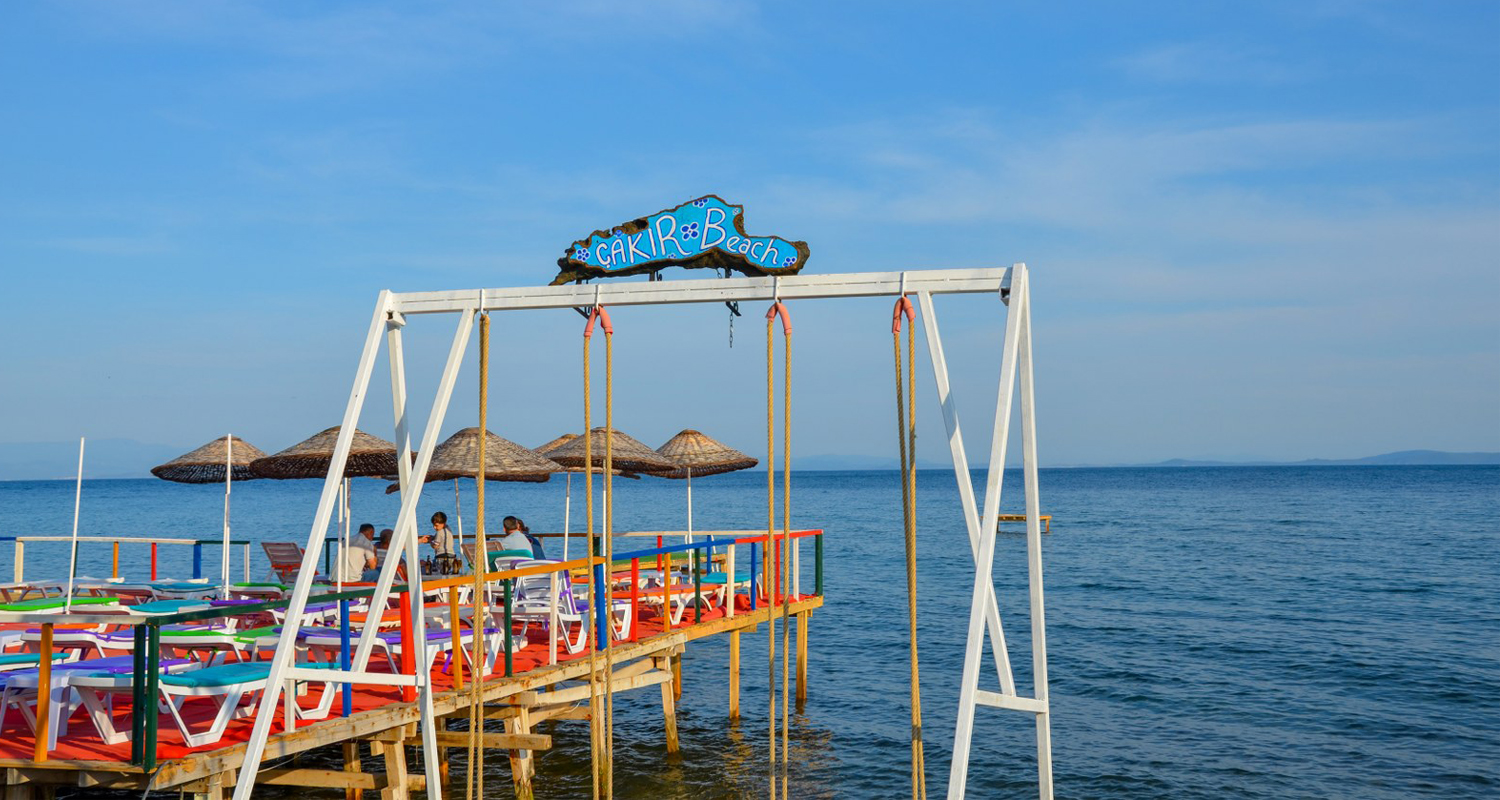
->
[[553, 195, 809, 284]]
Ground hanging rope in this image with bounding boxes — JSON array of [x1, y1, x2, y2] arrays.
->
[[466, 310, 492, 800], [893, 295, 927, 799], [604, 310, 617, 796], [583, 305, 615, 800], [765, 299, 793, 799]]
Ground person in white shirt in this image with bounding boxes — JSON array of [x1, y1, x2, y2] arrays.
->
[[494, 516, 534, 557], [343, 523, 378, 583]]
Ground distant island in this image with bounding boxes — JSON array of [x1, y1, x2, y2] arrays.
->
[[1140, 450, 1500, 467]]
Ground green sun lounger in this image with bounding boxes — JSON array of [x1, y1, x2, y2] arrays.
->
[[0, 596, 119, 612]]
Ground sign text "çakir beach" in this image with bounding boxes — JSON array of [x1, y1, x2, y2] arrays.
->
[[552, 196, 809, 284]]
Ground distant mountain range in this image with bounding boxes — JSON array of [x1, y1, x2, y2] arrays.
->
[[0, 442, 1494, 481], [1140, 450, 1500, 467]]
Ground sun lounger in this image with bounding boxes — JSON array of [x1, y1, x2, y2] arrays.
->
[[157, 660, 338, 747], [0, 655, 190, 750], [0, 651, 74, 672], [0, 596, 120, 614]]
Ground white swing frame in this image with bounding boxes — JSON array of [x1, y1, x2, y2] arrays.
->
[[231, 264, 1050, 800]]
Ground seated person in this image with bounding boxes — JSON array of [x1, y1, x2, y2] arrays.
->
[[494, 516, 540, 560], [421, 511, 456, 558], [342, 523, 379, 583]]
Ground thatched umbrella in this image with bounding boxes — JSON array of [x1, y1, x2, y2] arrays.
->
[[251, 426, 404, 589], [546, 428, 674, 558], [249, 427, 400, 480], [153, 434, 268, 597], [537, 433, 642, 559], [656, 429, 758, 541], [546, 427, 676, 474], [383, 428, 560, 562]]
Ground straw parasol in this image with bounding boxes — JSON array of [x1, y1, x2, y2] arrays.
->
[[546, 427, 676, 474], [655, 429, 758, 541], [153, 434, 268, 598], [251, 426, 406, 590], [543, 429, 668, 559], [249, 426, 401, 479], [380, 428, 559, 566], [152, 435, 267, 483], [426, 427, 558, 483]]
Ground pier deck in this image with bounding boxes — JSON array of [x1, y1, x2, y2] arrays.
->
[[0, 592, 821, 799]]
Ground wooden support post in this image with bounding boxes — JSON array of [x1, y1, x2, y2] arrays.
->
[[507, 705, 535, 800], [796, 610, 810, 708], [661, 669, 680, 755], [342, 741, 364, 800], [728, 630, 741, 721], [378, 738, 410, 800], [671, 651, 683, 701]]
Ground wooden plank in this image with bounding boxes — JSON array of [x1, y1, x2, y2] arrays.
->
[[519, 670, 671, 707], [796, 610, 809, 707], [379, 738, 408, 800], [660, 671, 679, 754], [508, 705, 535, 800], [257, 768, 377, 790], [728, 630, 741, 720], [431, 732, 552, 751], [341, 741, 363, 800]]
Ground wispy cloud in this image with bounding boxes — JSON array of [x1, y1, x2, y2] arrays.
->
[[1115, 42, 1299, 84]]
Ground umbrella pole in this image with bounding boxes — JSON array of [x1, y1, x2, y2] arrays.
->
[[686, 469, 693, 545], [222, 434, 232, 600], [454, 480, 465, 562], [563, 472, 572, 561], [64, 438, 84, 613], [338, 477, 349, 592]]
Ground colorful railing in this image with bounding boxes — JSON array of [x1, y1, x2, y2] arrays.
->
[[0, 535, 253, 583]]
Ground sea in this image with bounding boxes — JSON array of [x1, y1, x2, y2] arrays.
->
[[1, 465, 1496, 799]]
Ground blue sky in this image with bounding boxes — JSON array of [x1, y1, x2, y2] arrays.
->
[[1, 1, 1496, 474]]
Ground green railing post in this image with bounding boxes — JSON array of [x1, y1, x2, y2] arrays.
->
[[815, 532, 824, 596], [130, 624, 147, 765], [143, 622, 161, 770]]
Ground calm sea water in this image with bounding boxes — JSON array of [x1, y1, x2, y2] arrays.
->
[[2, 466, 1496, 799]]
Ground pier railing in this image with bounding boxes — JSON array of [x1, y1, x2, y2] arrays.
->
[[0, 529, 823, 770], [1, 535, 254, 584]]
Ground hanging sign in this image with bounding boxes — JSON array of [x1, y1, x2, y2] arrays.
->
[[553, 195, 809, 285]]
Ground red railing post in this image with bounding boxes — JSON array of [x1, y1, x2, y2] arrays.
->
[[397, 587, 415, 702], [630, 557, 640, 641]]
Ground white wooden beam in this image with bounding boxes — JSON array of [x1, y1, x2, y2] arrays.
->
[[233, 291, 393, 800], [391, 268, 1010, 314], [917, 290, 1017, 695]]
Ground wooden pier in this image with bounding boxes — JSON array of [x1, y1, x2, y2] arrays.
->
[[0, 532, 822, 799]]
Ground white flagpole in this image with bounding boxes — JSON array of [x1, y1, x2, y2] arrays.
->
[[222, 434, 233, 599], [454, 480, 465, 558], [686, 469, 694, 545], [338, 477, 348, 591], [63, 438, 84, 613]]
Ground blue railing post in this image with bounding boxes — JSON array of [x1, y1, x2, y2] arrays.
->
[[593, 560, 608, 650], [749, 542, 760, 611], [339, 599, 353, 716], [192, 543, 203, 579]]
